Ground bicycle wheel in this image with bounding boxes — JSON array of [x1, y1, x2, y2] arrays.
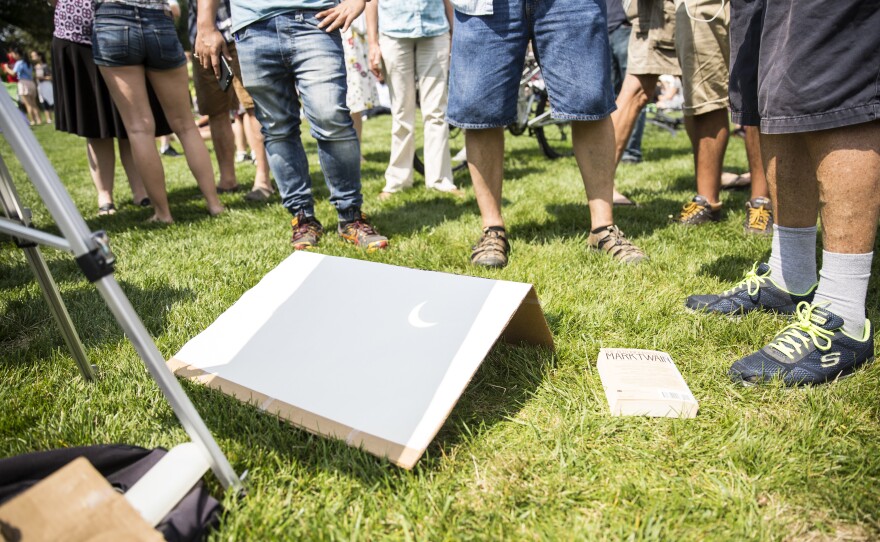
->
[[413, 125, 467, 176], [533, 94, 573, 159]]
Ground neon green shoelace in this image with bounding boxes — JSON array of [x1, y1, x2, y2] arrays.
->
[[723, 262, 764, 297], [769, 302, 835, 360]]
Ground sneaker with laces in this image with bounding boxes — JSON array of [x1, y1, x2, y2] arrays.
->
[[290, 212, 323, 250], [587, 225, 647, 264], [672, 195, 721, 225], [743, 196, 773, 235], [338, 213, 389, 251], [471, 226, 509, 268], [729, 302, 875, 386], [686, 262, 816, 316]]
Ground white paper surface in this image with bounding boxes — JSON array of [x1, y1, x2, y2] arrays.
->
[[175, 252, 533, 451]]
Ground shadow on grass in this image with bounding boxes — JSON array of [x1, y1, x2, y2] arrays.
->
[[0, 280, 194, 365], [371, 196, 479, 237], [697, 254, 769, 282], [176, 341, 551, 486]]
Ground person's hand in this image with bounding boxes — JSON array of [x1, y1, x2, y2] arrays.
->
[[195, 26, 230, 79], [316, 0, 366, 33], [367, 42, 383, 82]]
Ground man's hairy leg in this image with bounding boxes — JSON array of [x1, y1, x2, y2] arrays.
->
[[572, 119, 615, 229], [684, 107, 729, 205], [465, 128, 505, 229]]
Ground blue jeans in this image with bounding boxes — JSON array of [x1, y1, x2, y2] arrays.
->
[[447, 0, 615, 128], [235, 12, 362, 221], [609, 24, 645, 162]]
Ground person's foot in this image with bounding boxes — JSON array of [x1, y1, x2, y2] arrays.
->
[[612, 189, 636, 206], [672, 195, 722, 225], [378, 191, 394, 201], [620, 153, 642, 164], [743, 196, 773, 235], [134, 197, 151, 207], [685, 263, 816, 316], [97, 202, 116, 216], [470, 226, 509, 268], [245, 186, 274, 202], [587, 224, 647, 264], [207, 203, 225, 216], [721, 171, 751, 189], [216, 183, 241, 194], [234, 151, 252, 163], [146, 214, 173, 224], [729, 303, 875, 386], [428, 181, 464, 197], [160, 145, 182, 157], [290, 212, 324, 250], [338, 213, 389, 251]]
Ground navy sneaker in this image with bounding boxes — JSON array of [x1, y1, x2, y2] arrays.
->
[[685, 263, 816, 316], [729, 303, 875, 386]]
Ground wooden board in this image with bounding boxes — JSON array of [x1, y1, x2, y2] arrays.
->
[[169, 252, 553, 468]]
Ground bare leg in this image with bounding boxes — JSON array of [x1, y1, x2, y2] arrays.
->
[[208, 113, 238, 190], [86, 137, 116, 208], [145, 66, 223, 216], [244, 108, 272, 192], [232, 112, 247, 154], [684, 107, 729, 205], [611, 73, 658, 164], [761, 132, 819, 228], [745, 125, 768, 199], [465, 127, 505, 229], [808, 121, 880, 253], [117, 138, 148, 203], [351, 111, 363, 143], [98, 65, 173, 222], [23, 94, 42, 125], [572, 119, 615, 229]]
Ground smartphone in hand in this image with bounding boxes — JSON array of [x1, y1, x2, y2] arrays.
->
[[218, 56, 233, 92]]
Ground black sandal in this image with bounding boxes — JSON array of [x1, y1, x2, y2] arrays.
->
[[97, 203, 116, 216]]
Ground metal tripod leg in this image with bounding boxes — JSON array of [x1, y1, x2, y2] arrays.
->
[[0, 93, 243, 492], [0, 155, 97, 380]]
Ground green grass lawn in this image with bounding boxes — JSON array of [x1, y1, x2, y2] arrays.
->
[[2, 115, 879, 541]]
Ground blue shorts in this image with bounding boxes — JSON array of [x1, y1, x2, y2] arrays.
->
[[447, 0, 615, 129], [92, 3, 187, 71]]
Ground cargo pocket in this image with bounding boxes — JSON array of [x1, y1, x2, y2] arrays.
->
[[652, 0, 677, 51]]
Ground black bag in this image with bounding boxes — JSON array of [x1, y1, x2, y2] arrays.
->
[[0, 444, 221, 542]]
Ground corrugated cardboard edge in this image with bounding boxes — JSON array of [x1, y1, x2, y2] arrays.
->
[[167, 358, 423, 469], [500, 286, 555, 349]]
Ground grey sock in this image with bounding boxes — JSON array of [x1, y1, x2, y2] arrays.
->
[[813, 250, 873, 338], [768, 224, 818, 294]]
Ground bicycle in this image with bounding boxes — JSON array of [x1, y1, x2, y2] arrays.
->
[[507, 53, 573, 159]]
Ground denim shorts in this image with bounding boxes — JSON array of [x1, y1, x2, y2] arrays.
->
[[92, 3, 186, 70], [447, 0, 615, 128]]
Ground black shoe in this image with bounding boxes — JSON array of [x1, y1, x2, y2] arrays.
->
[[672, 195, 721, 225], [161, 145, 182, 157], [729, 303, 875, 386], [686, 263, 815, 316]]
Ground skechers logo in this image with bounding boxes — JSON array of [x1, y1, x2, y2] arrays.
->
[[820, 352, 842, 368]]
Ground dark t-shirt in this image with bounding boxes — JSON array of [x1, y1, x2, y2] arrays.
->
[[606, 0, 629, 33]]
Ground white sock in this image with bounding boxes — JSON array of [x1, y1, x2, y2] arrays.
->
[[813, 250, 873, 337], [768, 224, 818, 294]]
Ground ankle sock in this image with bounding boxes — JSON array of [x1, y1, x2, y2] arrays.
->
[[813, 250, 873, 337], [768, 224, 817, 294]]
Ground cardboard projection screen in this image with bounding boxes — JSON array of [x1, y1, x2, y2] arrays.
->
[[169, 252, 553, 468]]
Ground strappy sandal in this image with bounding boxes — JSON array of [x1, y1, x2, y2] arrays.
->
[[97, 203, 116, 216]]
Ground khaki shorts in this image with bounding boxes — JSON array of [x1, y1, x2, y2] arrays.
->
[[192, 41, 254, 116], [627, 0, 729, 116]]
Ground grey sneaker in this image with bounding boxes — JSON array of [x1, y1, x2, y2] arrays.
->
[[743, 197, 773, 235], [672, 195, 721, 225], [471, 226, 509, 268], [587, 225, 647, 264], [338, 213, 389, 251]]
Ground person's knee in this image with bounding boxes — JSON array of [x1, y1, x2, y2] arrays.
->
[[620, 74, 657, 109], [308, 104, 356, 142], [125, 117, 157, 139]]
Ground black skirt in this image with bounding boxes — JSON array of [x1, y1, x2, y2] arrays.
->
[[51, 37, 172, 139]]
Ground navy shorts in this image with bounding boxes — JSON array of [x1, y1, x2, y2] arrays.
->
[[447, 0, 615, 129], [92, 3, 187, 71], [729, 0, 880, 134]]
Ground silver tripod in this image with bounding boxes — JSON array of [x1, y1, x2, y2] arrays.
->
[[0, 93, 243, 492]]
